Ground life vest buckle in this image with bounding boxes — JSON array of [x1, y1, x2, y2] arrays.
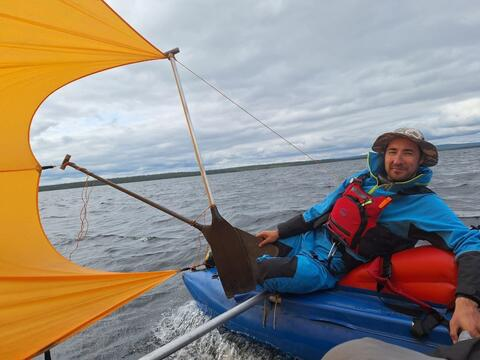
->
[[327, 242, 338, 261], [361, 199, 373, 207]]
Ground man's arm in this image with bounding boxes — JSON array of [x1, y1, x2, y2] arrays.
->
[[450, 251, 480, 342], [257, 171, 364, 245], [450, 296, 480, 342], [402, 194, 480, 342]]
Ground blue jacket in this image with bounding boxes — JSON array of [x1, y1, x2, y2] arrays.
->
[[295, 152, 480, 301]]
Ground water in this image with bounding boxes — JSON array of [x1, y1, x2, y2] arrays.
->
[[38, 148, 480, 359]]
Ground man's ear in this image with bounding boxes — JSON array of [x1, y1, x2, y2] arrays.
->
[[419, 152, 425, 165]]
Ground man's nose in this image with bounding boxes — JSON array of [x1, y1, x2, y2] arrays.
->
[[392, 154, 403, 164]]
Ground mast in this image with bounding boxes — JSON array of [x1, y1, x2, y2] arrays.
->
[[165, 48, 215, 207], [163, 48, 275, 299]]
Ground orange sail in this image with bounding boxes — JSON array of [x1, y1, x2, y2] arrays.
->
[[0, 1, 176, 358]]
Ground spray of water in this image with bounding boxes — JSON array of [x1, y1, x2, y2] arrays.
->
[[152, 301, 291, 360]]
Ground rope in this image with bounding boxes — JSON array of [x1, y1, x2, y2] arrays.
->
[[69, 174, 94, 259], [179, 264, 204, 272], [192, 206, 210, 224], [192, 207, 209, 267], [174, 59, 316, 161]]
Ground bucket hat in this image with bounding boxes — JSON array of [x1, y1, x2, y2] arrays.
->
[[372, 128, 438, 167]]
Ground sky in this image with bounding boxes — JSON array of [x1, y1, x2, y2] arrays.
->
[[31, 0, 480, 185]]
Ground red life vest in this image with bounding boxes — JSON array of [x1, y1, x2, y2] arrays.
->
[[326, 176, 392, 253]]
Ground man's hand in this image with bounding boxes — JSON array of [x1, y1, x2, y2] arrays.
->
[[449, 297, 480, 343], [256, 230, 279, 247]]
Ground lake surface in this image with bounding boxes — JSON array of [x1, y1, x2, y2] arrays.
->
[[38, 148, 480, 359]]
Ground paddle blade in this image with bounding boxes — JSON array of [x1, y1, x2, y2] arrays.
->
[[201, 206, 278, 298], [235, 227, 279, 259]]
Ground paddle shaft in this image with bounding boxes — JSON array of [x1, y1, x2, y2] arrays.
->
[[138, 292, 266, 360], [61, 156, 202, 230]]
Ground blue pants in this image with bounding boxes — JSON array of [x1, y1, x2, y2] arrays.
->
[[256, 231, 343, 294]]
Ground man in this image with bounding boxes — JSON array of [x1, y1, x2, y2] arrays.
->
[[256, 128, 480, 342]]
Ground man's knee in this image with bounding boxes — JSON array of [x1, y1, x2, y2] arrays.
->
[[256, 256, 298, 284], [256, 255, 337, 294], [322, 338, 441, 360]]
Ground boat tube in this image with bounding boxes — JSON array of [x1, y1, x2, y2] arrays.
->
[[183, 246, 455, 359]]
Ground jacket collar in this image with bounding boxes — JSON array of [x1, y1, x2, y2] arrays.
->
[[366, 151, 432, 191]]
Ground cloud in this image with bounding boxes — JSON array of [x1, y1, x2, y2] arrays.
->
[[30, 0, 480, 185]]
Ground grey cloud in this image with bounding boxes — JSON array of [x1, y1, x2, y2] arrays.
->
[[30, 119, 59, 137], [30, 0, 480, 185]]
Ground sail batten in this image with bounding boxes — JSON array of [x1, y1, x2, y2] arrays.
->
[[0, 1, 173, 358]]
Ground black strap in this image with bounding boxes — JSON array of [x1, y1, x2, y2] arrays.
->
[[411, 311, 450, 338], [375, 255, 392, 292], [348, 195, 368, 250], [312, 212, 330, 230], [382, 255, 392, 278]]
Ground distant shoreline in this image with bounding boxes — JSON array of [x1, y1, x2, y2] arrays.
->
[[39, 142, 480, 192]]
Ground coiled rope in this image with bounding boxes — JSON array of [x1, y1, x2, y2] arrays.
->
[[69, 174, 93, 259]]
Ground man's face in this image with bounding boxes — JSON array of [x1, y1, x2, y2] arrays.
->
[[384, 137, 423, 182]]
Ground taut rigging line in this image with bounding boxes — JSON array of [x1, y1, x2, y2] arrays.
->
[[174, 59, 316, 161]]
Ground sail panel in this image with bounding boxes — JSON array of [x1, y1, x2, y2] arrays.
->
[[0, 2, 174, 358], [0, 0, 164, 171], [0, 270, 177, 359]]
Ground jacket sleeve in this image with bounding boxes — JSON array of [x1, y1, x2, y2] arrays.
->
[[405, 194, 480, 304], [277, 214, 313, 239], [456, 252, 480, 304]]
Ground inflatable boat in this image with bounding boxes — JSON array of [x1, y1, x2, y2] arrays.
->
[[183, 246, 456, 359]]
